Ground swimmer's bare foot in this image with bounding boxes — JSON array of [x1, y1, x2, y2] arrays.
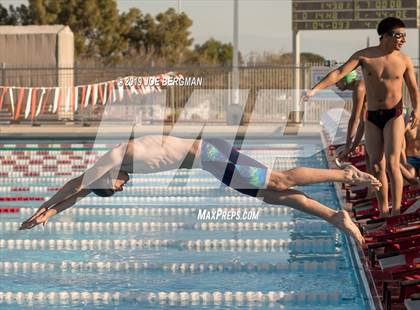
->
[[380, 209, 390, 218], [390, 210, 401, 217], [330, 210, 365, 248], [344, 165, 381, 189]]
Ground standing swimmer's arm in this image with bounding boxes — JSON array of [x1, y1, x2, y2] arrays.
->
[[403, 56, 420, 128], [345, 81, 366, 154], [350, 119, 365, 153], [303, 51, 362, 100]]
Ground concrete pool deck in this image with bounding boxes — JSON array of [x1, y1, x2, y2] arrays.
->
[[0, 123, 323, 140]]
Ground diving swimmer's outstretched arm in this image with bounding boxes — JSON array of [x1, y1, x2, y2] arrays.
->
[[19, 188, 92, 230], [19, 144, 127, 230]]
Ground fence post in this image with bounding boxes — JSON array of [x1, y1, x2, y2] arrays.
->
[[1, 62, 5, 86], [75, 63, 83, 125], [74, 63, 78, 86], [170, 86, 175, 125], [417, 65, 419, 103]]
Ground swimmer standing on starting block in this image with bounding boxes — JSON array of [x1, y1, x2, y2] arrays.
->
[[334, 71, 367, 161], [303, 17, 420, 216], [19, 135, 381, 247]]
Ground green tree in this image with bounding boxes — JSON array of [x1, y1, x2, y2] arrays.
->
[[300, 52, 325, 64], [0, 2, 234, 66], [27, 0, 131, 63], [0, 4, 12, 25], [249, 51, 325, 66], [0, 4, 31, 25], [191, 38, 234, 65], [125, 8, 193, 65]]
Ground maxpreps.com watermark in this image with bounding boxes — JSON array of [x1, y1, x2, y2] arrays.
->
[[197, 209, 260, 221], [118, 75, 203, 87]]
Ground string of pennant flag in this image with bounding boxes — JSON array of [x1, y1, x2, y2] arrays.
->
[[0, 72, 177, 121]]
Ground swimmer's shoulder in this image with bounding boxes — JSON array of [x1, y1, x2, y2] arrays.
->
[[352, 47, 376, 58], [348, 47, 376, 67], [399, 52, 413, 68]]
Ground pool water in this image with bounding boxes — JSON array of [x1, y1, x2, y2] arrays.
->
[[0, 141, 369, 309]]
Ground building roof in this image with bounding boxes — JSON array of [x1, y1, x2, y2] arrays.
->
[[0, 25, 71, 34]]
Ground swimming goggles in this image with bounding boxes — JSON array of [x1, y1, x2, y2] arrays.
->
[[388, 31, 406, 39]]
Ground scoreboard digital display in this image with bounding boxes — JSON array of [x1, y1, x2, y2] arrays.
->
[[292, 0, 419, 31]]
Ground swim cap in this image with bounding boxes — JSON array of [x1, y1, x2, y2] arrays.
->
[[91, 188, 115, 197], [90, 172, 115, 197], [343, 70, 357, 84]]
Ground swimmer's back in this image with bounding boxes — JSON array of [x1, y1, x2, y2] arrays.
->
[[125, 136, 201, 173]]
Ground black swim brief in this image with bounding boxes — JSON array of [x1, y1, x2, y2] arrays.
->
[[367, 101, 403, 130], [200, 138, 269, 197]]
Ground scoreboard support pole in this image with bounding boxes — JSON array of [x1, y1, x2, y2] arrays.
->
[[292, 30, 302, 123]]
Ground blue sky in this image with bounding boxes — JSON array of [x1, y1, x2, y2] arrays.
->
[[1, 0, 419, 63]]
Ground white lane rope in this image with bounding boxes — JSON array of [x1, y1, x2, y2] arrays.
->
[[0, 177, 222, 185], [0, 170, 205, 178], [62, 196, 263, 205], [0, 260, 338, 273], [0, 290, 341, 305], [0, 185, 241, 195], [1, 220, 332, 233], [0, 238, 337, 252], [19, 206, 292, 216]]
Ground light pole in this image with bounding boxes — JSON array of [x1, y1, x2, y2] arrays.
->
[[226, 0, 241, 125], [232, 0, 239, 103]]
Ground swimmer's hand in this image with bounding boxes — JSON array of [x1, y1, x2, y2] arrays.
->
[[336, 145, 351, 162], [301, 89, 317, 103], [409, 110, 420, 129], [335, 157, 351, 170], [408, 176, 420, 186], [335, 147, 352, 169], [19, 207, 57, 230]]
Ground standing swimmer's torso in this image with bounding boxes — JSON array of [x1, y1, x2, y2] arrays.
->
[[359, 47, 407, 110]]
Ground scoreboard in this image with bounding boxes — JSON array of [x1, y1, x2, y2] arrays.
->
[[292, 0, 419, 31]]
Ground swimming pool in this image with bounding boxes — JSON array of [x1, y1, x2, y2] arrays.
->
[[0, 140, 369, 309]]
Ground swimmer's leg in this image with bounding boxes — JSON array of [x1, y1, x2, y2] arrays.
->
[[257, 189, 364, 247], [365, 121, 389, 216], [364, 152, 377, 198], [384, 115, 405, 215], [267, 165, 381, 190]]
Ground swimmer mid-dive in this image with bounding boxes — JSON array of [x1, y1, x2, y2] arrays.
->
[[20, 135, 381, 247]]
